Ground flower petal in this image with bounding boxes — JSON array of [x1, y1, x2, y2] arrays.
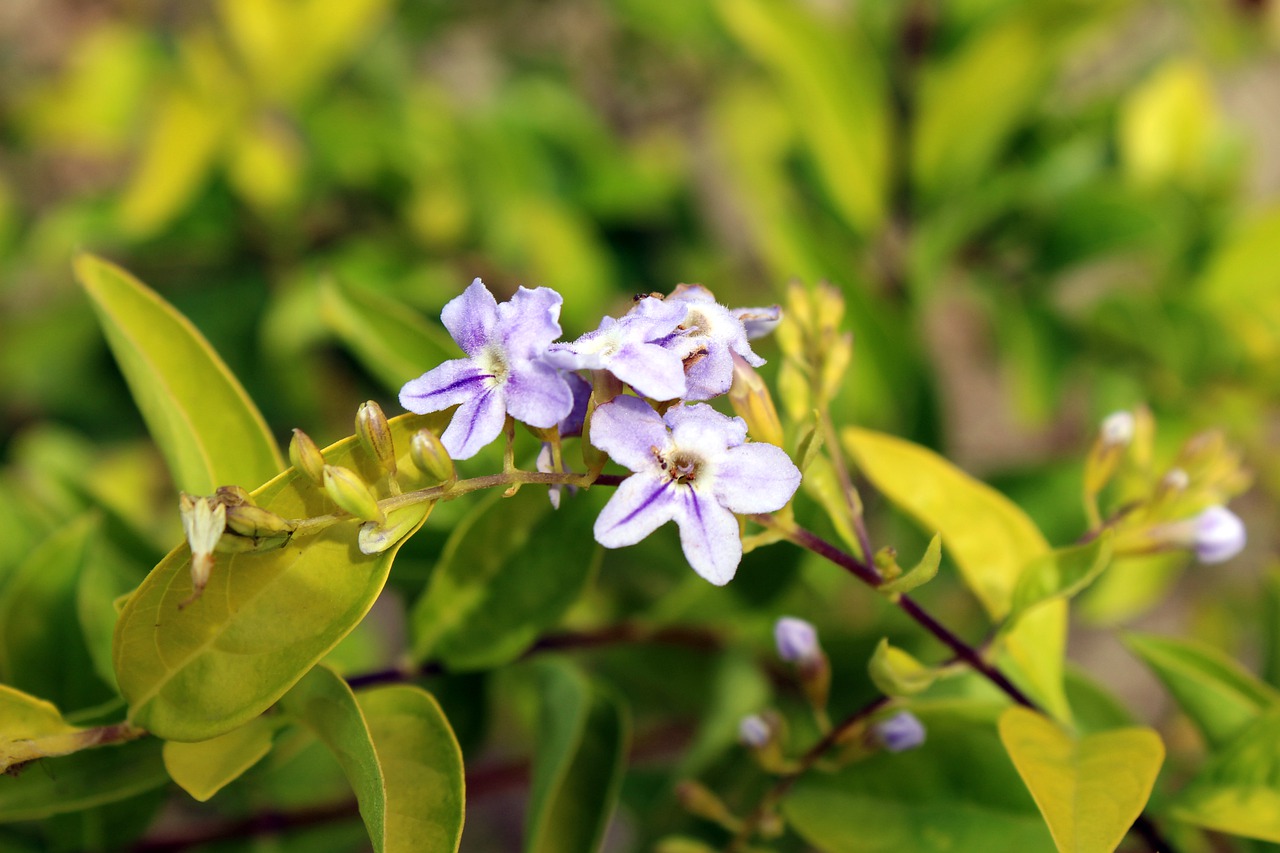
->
[[714, 442, 802, 514], [608, 343, 687, 401], [505, 359, 574, 429], [441, 278, 499, 357], [665, 403, 748, 450], [558, 371, 592, 437], [733, 304, 782, 339], [682, 341, 735, 401], [589, 396, 671, 473], [399, 358, 488, 414], [440, 387, 507, 459], [673, 486, 741, 585], [593, 472, 677, 548], [498, 286, 564, 359]]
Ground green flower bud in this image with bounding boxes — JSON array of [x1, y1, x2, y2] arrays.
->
[[215, 531, 291, 554], [728, 354, 785, 448], [289, 429, 326, 485], [224, 503, 295, 538], [356, 400, 397, 477], [409, 429, 456, 486], [323, 465, 384, 524], [214, 484, 252, 507]]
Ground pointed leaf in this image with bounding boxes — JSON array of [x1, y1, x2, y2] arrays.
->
[[0, 738, 167, 821], [320, 280, 458, 393], [0, 514, 112, 712], [412, 488, 601, 670], [163, 716, 279, 802], [0, 685, 84, 772], [281, 665, 465, 853], [75, 254, 283, 494], [1171, 707, 1280, 843], [868, 638, 937, 697], [526, 660, 630, 853], [113, 413, 443, 742], [878, 533, 943, 595], [842, 427, 1048, 618], [842, 428, 1068, 720], [998, 706, 1164, 853], [1008, 535, 1113, 624], [1124, 633, 1278, 749]]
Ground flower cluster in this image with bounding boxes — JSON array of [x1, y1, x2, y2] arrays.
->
[[399, 279, 801, 584]]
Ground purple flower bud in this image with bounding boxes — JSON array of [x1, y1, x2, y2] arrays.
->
[[873, 711, 926, 753], [1192, 506, 1246, 564], [774, 616, 819, 663], [738, 714, 771, 748]]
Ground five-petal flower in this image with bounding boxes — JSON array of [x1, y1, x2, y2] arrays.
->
[[399, 278, 574, 459], [588, 395, 801, 584]]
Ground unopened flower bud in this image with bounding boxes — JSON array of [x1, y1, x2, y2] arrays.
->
[[289, 429, 326, 485], [1190, 506, 1246, 564], [674, 781, 742, 833], [737, 714, 772, 749], [224, 503, 295, 538], [1163, 468, 1190, 491], [323, 465, 384, 524], [774, 616, 820, 664], [356, 401, 397, 477], [179, 493, 226, 607], [410, 429, 456, 486], [729, 353, 785, 448], [872, 711, 926, 753], [1100, 411, 1135, 448]]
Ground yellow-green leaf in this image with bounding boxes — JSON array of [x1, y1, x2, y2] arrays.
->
[[1008, 535, 1113, 625], [842, 427, 1048, 620], [113, 413, 442, 742], [868, 639, 937, 697], [1124, 632, 1279, 750], [163, 716, 279, 802], [281, 666, 465, 853], [998, 706, 1164, 853], [1171, 707, 1280, 843], [0, 685, 84, 773], [878, 533, 943, 595], [0, 738, 167, 821], [1119, 59, 1222, 188], [75, 254, 283, 495]]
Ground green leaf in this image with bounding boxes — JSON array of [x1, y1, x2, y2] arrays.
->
[[913, 19, 1047, 196], [113, 412, 443, 741], [842, 427, 1048, 619], [868, 638, 937, 696], [0, 684, 83, 772], [0, 737, 167, 821], [163, 715, 279, 802], [1078, 552, 1185, 625], [412, 488, 601, 669], [320, 279, 457, 393], [1008, 535, 1113, 625], [1171, 707, 1280, 843], [0, 514, 113, 712], [784, 702, 1054, 853], [714, 0, 889, 233], [842, 428, 1069, 721], [998, 706, 1164, 853], [878, 533, 943, 595], [1124, 633, 1279, 749], [526, 660, 630, 853], [75, 254, 283, 495], [281, 665, 465, 853]]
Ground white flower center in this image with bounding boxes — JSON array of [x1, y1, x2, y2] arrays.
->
[[655, 446, 705, 485], [477, 345, 510, 388]]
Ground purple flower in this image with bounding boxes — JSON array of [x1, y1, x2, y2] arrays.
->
[[546, 297, 689, 401], [399, 279, 574, 459], [1190, 506, 1246, 564], [589, 395, 801, 585], [873, 711, 926, 752], [659, 284, 767, 401], [733, 304, 783, 339], [774, 616, 820, 663]]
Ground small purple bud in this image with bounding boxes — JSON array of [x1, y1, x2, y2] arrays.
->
[[774, 616, 820, 663], [1192, 506, 1246, 564], [738, 714, 771, 749], [873, 711, 926, 753]]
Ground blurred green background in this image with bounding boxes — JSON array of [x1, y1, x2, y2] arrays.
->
[[2, 0, 1280, 847]]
